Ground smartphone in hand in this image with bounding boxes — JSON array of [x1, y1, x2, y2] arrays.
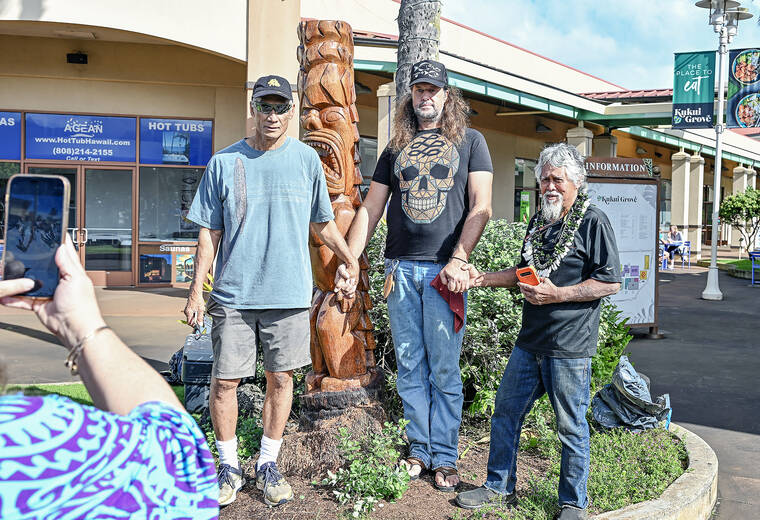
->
[[2, 174, 70, 298], [516, 266, 540, 286]]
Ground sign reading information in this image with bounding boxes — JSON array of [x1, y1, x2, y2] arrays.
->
[[0, 112, 21, 160], [585, 157, 652, 177], [672, 51, 716, 129], [25, 113, 136, 162], [139, 118, 213, 166], [727, 48, 760, 128], [588, 181, 658, 326]]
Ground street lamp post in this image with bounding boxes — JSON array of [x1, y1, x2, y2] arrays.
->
[[695, 0, 753, 301]]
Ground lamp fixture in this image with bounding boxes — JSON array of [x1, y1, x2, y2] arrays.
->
[[636, 146, 647, 155], [695, 0, 753, 300], [535, 122, 552, 133]]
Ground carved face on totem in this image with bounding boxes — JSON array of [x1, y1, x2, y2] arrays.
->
[[298, 20, 362, 197], [394, 132, 459, 223]]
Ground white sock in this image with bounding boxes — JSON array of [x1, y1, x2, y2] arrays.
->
[[216, 437, 239, 470], [256, 435, 283, 470]]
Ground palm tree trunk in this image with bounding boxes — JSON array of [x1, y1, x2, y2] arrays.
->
[[395, 0, 442, 100]]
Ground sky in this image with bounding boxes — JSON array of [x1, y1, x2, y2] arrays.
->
[[441, 0, 760, 90]]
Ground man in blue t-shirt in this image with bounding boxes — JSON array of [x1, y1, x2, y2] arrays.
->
[[455, 143, 622, 520], [184, 75, 359, 508]]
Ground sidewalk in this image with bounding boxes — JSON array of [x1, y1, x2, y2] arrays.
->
[[628, 266, 759, 519], [0, 287, 190, 384]]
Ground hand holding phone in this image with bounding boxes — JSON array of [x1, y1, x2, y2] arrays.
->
[[516, 266, 540, 286], [2, 174, 70, 298]]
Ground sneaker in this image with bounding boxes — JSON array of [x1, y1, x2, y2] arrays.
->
[[217, 463, 245, 506], [553, 505, 588, 520], [256, 461, 293, 506], [455, 486, 517, 510]]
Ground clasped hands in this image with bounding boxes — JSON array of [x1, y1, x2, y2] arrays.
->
[[333, 260, 361, 312]]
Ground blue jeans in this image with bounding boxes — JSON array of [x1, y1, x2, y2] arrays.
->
[[485, 346, 591, 509], [386, 259, 466, 470]]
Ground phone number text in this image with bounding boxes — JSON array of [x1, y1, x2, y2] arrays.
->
[[52, 147, 114, 157]]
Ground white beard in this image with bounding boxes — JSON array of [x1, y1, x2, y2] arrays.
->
[[541, 191, 563, 222]]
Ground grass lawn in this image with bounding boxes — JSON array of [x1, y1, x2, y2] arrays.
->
[[6, 382, 185, 407], [717, 259, 754, 271]]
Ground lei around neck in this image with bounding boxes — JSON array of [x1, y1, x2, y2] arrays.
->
[[522, 191, 590, 277]]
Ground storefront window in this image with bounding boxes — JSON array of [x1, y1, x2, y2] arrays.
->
[[514, 158, 538, 223], [139, 167, 203, 241], [0, 162, 21, 240]]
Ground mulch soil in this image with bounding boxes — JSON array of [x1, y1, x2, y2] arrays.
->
[[219, 438, 551, 520]]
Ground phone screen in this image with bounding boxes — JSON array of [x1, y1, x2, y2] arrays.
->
[[2, 176, 68, 297]]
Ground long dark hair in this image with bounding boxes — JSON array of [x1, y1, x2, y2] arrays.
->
[[389, 87, 470, 152]]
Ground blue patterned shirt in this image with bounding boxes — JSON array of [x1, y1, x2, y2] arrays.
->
[[0, 394, 219, 519]]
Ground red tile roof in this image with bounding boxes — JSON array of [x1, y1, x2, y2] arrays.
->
[[581, 89, 673, 102]]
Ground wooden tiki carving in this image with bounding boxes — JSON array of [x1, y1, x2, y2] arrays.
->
[[298, 19, 377, 393]]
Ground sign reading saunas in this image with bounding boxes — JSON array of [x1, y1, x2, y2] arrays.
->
[[672, 51, 716, 129]]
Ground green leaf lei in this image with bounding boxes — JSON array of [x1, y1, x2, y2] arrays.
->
[[522, 191, 590, 277]]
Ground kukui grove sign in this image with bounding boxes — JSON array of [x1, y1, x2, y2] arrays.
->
[[672, 51, 716, 129]]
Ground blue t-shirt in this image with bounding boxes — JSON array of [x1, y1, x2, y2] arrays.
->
[[187, 138, 334, 309], [0, 394, 218, 519]]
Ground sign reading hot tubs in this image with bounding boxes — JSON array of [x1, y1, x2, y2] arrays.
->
[[25, 113, 137, 162], [139, 118, 213, 166], [0, 112, 21, 160]]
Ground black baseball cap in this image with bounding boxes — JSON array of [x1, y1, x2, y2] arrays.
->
[[252, 74, 293, 101], [409, 59, 448, 89]]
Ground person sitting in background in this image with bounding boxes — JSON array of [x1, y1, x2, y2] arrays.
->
[[0, 238, 219, 519], [662, 224, 684, 268]]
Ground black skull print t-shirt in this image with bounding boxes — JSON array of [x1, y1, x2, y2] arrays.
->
[[372, 128, 493, 262]]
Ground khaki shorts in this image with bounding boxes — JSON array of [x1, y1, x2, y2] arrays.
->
[[206, 298, 311, 379]]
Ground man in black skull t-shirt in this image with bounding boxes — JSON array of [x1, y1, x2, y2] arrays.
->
[[456, 143, 621, 520], [340, 60, 493, 492]]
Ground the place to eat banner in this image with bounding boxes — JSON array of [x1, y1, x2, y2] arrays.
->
[[727, 48, 760, 128], [672, 51, 716, 129]]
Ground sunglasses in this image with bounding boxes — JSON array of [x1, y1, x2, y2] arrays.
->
[[253, 101, 292, 115]]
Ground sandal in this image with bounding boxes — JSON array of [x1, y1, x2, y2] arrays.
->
[[399, 456, 427, 481], [433, 466, 459, 492]]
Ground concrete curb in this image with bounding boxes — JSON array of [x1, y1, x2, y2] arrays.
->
[[593, 423, 718, 520]]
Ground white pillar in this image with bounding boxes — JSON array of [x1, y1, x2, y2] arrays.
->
[[247, 0, 301, 138], [376, 82, 396, 160], [689, 154, 705, 259], [592, 133, 617, 157], [731, 165, 749, 248], [566, 123, 594, 157], [671, 150, 691, 231]]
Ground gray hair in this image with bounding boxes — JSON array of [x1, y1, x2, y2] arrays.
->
[[535, 143, 587, 190]]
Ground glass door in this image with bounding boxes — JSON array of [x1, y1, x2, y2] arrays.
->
[[82, 167, 134, 285], [24, 165, 135, 285]]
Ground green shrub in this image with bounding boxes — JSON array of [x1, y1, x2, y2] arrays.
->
[[365, 219, 633, 426], [320, 420, 411, 516]]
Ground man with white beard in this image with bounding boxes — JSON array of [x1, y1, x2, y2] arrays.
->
[[455, 143, 621, 520]]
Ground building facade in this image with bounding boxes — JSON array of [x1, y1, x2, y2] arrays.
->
[[1, 0, 757, 287]]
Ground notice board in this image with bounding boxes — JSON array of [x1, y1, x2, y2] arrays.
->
[[587, 177, 659, 327]]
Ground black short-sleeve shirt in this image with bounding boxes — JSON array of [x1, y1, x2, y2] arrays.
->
[[372, 128, 493, 262], [516, 205, 622, 358]]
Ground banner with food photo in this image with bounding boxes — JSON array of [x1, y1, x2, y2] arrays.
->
[[727, 48, 760, 128]]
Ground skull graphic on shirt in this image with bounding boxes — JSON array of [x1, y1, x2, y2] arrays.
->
[[394, 132, 460, 223]]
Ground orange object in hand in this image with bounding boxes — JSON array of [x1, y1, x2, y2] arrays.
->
[[516, 266, 540, 286]]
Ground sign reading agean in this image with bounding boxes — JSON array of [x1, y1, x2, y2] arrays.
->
[[585, 157, 653, 178], [672, 51, 716, 129]]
